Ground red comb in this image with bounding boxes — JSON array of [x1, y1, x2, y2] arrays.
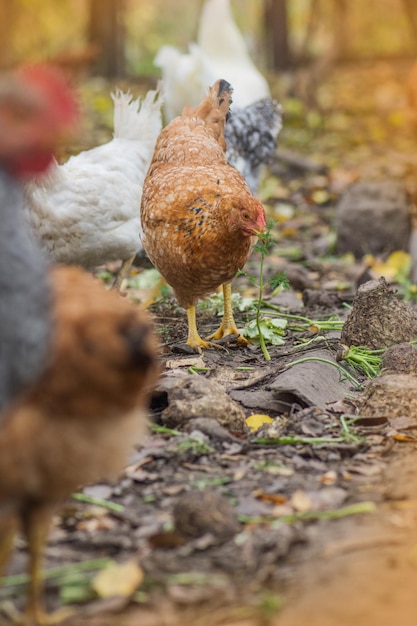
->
[[16, 64, 79, 129]]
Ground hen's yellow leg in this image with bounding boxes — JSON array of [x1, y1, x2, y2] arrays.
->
[[186, 305, 211, 350], [206, 283, 249, 345]]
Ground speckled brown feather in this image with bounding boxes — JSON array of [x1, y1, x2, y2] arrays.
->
[[141, 79, 266, 310], [0, 266, 160, 505]]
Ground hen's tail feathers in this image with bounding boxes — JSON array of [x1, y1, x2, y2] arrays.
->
[[184, 79, 233, 148], [196, 79, 232, 117], [111, 87, 163, 147]]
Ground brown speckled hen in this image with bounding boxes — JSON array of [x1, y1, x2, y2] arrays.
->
[[140, 79, 266, 350]]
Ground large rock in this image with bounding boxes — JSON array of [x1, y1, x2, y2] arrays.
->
[[336, 181, 410, 257]]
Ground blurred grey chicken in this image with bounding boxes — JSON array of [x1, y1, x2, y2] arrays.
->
[[0, 170, 52, 411], [225, 98, 282, 195], [0, 65, 78, 411]]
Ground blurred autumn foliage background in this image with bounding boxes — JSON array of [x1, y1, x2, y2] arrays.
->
[[2, 0, 417, 196], [1, 0, 417, 77]]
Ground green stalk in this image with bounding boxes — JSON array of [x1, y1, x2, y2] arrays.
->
[[71, 492, 124, 513], [260, 304, 344, 331], [254, 435, 345, 445], [339, 345, 384, 378], [256, 252, 271, 361], [0, 558, 111, 588]]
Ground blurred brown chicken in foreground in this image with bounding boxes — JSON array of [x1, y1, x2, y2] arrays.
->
[[0, 269, 159, 624], [140, 79, 266, 350], [0, 65, 160, 625]]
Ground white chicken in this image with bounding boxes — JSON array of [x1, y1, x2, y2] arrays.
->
[[154, 0, 270, 121], [23, 87, 163, 289], [154, 0, 278, 196]]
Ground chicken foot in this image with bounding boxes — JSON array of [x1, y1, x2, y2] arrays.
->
[[186, 305, 213, 350], [185, 283, 249, 351], [205, 283, 249, 346], [112, 255, 136, 291]]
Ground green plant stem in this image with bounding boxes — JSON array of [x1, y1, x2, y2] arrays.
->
[[150, 423, 181, 436], [0, 558, 112, 588], [256, 256, 271, 361], [254, 435, 345, 445], [339, 414, 364, 444], [188, 366, 210, 375], [340, 346, 384, 378], [260, 303, 344, 331], [72, 493, 124, 513]]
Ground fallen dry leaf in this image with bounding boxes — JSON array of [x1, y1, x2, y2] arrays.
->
[[92, 560, 143, 599], [245, 414, 274, 432]]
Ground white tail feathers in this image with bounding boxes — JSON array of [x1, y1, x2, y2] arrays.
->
[[111, 87, 163, 144]]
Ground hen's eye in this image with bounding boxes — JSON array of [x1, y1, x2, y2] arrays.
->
[[242, 212, 250, 221]]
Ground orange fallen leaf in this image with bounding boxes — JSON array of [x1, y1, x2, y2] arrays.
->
[[392, 433, 417, 443], [252, 489, 287, 505]]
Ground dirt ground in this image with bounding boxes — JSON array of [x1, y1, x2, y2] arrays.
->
[[2, 59, 417, 625]]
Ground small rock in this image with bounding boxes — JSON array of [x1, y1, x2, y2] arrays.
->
[[381, 343, 417, 374], [173, 490, 240, 542], [158, 374, 247, 433], [359, 373, 417, 418], [184, 417, 245, 445]]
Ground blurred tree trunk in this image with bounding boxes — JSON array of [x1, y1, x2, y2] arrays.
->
[[0, 0, 17, 69], [403, 0, 417, 46], [333, 0, 349, 60], [88, 0, 126, 77], [264, 0, 292, 71]]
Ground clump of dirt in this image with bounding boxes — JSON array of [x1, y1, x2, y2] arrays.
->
[[341, 277, 417, 348]]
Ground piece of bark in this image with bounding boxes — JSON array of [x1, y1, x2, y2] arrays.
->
[[341, 277, 417, 349], [336, 180, 410, 257], [268, 349, 354, 410]]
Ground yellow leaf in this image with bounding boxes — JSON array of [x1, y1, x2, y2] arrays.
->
[[245, 414, 274, 433], [290, 490, 312, 513], [367, 251, 411, 279], [92, 560, 143, 598]]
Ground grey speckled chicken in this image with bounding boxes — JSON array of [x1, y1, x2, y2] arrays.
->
[[0, 64, 78, 413], [0, 169, 51, 412], [225, 98, 282, 195]]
